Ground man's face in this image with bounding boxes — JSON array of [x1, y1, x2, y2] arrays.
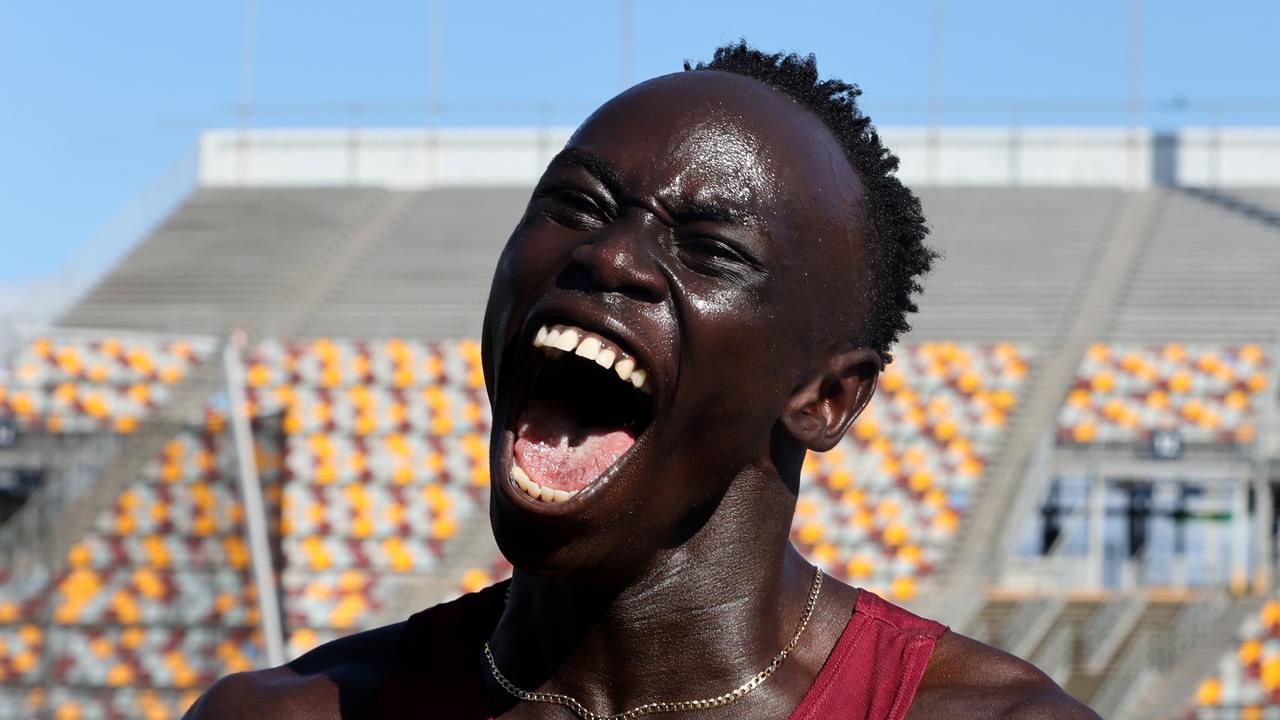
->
[[481, 70, 869, 579]]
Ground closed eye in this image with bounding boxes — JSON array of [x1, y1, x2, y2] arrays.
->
[[536, 188, 613, 229], [675, 235, 765, 279]]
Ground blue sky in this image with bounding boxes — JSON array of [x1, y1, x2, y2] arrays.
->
[[2, 0, 1278, 291]]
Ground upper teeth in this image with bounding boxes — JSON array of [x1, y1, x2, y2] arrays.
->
[[532, 323, 651, 393]]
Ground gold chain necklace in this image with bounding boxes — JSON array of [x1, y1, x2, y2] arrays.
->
[[483, 567, 823, 720]]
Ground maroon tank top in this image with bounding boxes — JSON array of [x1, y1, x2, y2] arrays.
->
[[374, 581, 947, 719]]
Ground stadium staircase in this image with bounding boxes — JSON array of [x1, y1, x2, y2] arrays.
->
[[0, 352, 222, 574], [1129, 593, 1266, 719], [59, 189, 390, 338], [292, 188, 527, 339], [269, 192, 420, 340], [970, 185, 1280, 718], [918, 189, 1166, 629], [974, 590, 1243, 718]]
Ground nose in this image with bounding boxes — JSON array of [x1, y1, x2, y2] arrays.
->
[[565, 216, 668, 303]]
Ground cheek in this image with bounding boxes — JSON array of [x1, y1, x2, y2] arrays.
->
[[488, 222, 570, 317], [672, 286, 796, 448], [684, 282, 793, 391]]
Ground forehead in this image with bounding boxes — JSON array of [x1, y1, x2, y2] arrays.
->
[[565, 71, 865, 227]]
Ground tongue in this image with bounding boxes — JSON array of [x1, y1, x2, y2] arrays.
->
[[514, 397, 636, 492]]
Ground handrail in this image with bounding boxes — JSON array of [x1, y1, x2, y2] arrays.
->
[[1032, 624, 1075, 689], [1093, 631, 1160, 720], [1084, 593, 1149, 672], [1001, 597, 1066, 659], [1171, 592, 1230, 655]]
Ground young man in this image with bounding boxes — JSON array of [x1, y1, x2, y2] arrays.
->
[[187, 43, 1099, 719]]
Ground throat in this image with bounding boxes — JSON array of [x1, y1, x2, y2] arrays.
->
[[488, 550, 826, 717]]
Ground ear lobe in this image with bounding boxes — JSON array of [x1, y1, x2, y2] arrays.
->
[[781, 347, 880, 452]]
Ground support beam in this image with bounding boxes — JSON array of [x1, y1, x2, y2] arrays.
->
[[224, 334, 285, 667], [1254, 474, 1273, 593], [1090, 470, 1107, 590], [1230, 478, 1249, 594]]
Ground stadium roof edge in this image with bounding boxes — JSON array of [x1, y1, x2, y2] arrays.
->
[[199, 126, 1280, 189]]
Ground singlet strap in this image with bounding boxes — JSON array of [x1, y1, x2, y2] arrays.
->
[[789, 590, 948, 720]]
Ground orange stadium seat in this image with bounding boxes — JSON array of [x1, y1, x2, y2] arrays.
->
[[1058, 344, 1270, 447]]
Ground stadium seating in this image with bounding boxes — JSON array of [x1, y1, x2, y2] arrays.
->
[[1057, 343, 1270, 446], [446, 342, 1031, 606], [1192, 598, 1280, 717], [0, 336, 216, 434], [1108, 189, 1280, 343], [0, 339, 275, 720], [58, 189, 390, 337], [5, 180, 1279, 718], [903, 188, 1124, 344], [250, 338, 491, 656], [789, 342, 1033, 601]]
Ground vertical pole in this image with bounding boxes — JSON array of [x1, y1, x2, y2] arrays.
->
[[619, 0, 634, 91], [1008, 103, 1023, 186], [1127, 0, 1143, 188], [425, 0, 443, 188], [223, 333, 285, 666], [928, 0, 944, 184], [347, 104, 361, 186], [238, 0, 256, 185], [1209, 101, 1225, 189]]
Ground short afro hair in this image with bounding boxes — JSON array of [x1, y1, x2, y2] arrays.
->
[[685, 41, 936, 366]]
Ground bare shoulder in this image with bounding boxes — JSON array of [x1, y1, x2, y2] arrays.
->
[[907, 631, 1101, 720], [183, 622, 404, 720]]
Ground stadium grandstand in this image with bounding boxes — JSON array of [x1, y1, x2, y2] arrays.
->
[[1, 126, 1279, 720]]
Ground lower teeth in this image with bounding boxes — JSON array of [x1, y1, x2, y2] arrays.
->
[[511, 463, 576, 503]]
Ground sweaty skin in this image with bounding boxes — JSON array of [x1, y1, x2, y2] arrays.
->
[[186, 70, 1099, 719]]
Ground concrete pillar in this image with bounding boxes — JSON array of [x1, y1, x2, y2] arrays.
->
[[1231, 477, 1250, 595], [1089, 472, 1106, 590], [1255, 472, 1274, 594]]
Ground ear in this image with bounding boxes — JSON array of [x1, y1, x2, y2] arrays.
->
[[780, 346, 881, 452]]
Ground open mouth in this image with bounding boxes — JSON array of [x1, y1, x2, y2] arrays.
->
[[509, 323, 654, 504]]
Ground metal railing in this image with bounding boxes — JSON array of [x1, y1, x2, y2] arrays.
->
[[1084, 593, 1149, 673], [1093, 630, 1162, 720], [1033, 624, 1076, 689], [1000, 597, 1066, 659]]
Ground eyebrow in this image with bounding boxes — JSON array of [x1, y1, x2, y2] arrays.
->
[[673, 197, 761, 226], [546, 147, 627, 193]]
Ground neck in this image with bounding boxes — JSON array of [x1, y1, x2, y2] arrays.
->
[[485, 467, 816, 716]]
